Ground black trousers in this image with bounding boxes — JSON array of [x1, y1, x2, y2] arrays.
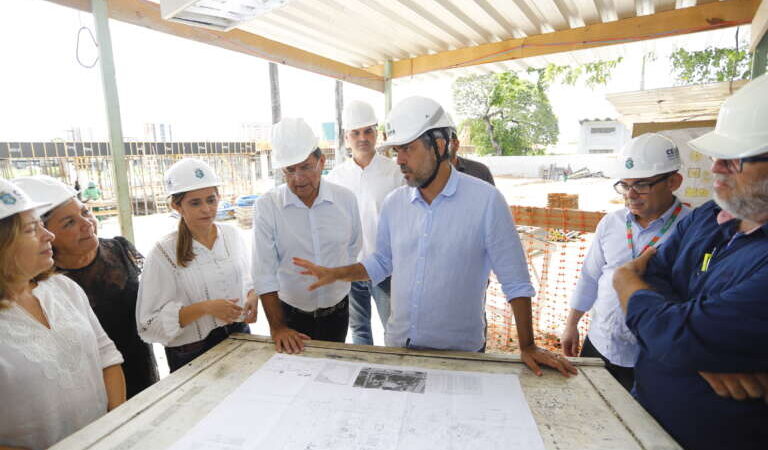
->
[[165, 322, 250, 373], [581, 336, 635, 392], [281, 297, 349, 343]]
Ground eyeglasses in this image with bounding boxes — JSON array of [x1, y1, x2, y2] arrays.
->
[[613, 173, 673, 195], [282, 160, 321, 178], [710, 155, 768, 173]]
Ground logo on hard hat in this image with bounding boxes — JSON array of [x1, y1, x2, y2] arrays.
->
[[665, 147, 679, 159], [625, 158, 634, 169], [0, 192, 17, 205], [194, 169, 205, 179]]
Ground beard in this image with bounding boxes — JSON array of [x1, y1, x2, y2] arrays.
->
[[401, 157, 437, 188], [713, 175, 768, 223]]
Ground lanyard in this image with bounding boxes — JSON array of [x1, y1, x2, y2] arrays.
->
[[625, 202, 683, 258]]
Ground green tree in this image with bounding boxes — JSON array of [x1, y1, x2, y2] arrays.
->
[[453, 72, 558, 156], [530, 58, 623, 88], [670, 45, 751, 84]]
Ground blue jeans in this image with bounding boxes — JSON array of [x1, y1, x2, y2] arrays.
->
[[349, 278, 391, 345]]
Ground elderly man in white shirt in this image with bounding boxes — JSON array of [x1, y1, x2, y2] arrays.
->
[[561, 133, 690, 391], [253, 118, 362, 353], [326, 100, 402, 345]]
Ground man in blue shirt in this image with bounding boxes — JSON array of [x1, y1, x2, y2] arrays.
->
[[295, 96, 576, 377], [562, 133, 690, 391], [613, 74, 768, 450]]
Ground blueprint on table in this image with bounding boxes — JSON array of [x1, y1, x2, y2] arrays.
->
[[168, 353, 545, 450]]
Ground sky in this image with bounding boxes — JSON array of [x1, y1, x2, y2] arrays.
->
[[0, 0, 750, 148]]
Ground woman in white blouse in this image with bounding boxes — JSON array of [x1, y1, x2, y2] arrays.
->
[[0, 178, 125, 450], [137, 158, 257, 372]]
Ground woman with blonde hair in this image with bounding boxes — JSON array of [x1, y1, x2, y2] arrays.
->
[[0, 178, 125, 450], [14, 175, 158, 398], [137, 159, 258, 372]]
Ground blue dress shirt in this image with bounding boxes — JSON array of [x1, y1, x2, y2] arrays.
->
[[362, 168, 535, 352], [627, 200, 768, 450], [570, 201, 690, 367]]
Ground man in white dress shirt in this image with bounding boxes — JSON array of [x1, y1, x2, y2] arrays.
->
[[561, 133, 690, 390], [252, 118, 362, 353], [326, 100, 402, 345]]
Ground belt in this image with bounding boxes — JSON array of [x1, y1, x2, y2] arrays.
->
[[282, 297, 348, 318]]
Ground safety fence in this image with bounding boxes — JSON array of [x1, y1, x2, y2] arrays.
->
[[485, 206, 606, 354]]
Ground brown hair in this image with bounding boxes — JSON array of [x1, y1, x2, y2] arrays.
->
[[171, 192, 195, 268], [0, 213, 54, 307]]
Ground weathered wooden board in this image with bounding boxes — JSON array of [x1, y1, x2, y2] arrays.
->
[[52, 335, 680, 450]]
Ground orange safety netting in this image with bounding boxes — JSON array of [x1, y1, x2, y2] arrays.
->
[[485, 206, 605, 354]]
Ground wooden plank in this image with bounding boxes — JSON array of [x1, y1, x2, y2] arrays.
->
[[232, 333, 607, 366], [608, 80, 747, 124], [632, 120, 716, 137], [43, 0, 384, 92], [365, 0, 759, 78], [53, 337, 679, 450], [581, 367, 682, 450], [511, 205, 606, 232]]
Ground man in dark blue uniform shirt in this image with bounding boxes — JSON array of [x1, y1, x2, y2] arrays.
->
[[612, 74, 768, 450]]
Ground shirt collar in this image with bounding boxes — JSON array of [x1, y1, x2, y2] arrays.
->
[[712, 203, 768, 240], [625, 197, 681, 229], [282, 179, 333, 209], [409, 165, 459, 204]]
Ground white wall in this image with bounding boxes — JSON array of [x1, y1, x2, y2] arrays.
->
[[469, 154, 618, 178]]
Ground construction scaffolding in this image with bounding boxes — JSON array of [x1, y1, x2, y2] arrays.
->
[[1, 141, 339, 216]]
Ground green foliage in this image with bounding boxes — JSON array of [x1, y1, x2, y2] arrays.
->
[[452, 72, 558, 156], [670, 45, 752, 84], [530, 58, 623, 88]]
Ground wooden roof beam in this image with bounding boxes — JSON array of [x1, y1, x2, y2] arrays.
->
[[44, 0, 384, 92], [366, 0, 759, 79]]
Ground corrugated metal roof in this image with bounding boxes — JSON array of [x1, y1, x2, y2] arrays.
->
[[238, 0, 724, 69]]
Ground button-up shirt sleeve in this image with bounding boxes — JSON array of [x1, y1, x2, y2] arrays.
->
[[348, 197, 363, 263], [251, 195, 281, 296], [136, 242, 184, 346], [361, 196, 394, 285], [627, 213, 768, 372], [484, 189, 535, 300], [638, 214, 692, 304], [570, 216, 609, 312]]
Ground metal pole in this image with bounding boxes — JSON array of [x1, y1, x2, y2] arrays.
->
[[752, 33, 768, 78], [384, 60, 393, 114], [92, 0, 134, 242], [334, 80, 345, 167], [269, 62, 284, 186]]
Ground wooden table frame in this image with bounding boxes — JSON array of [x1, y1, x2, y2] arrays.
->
[[52, 335, 680, 450]]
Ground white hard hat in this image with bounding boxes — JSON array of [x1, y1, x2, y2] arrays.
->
[[689, 74, 768, 159], [379, 96, 454, 149], [271, 118, 318, 169], [13, 175, 77, 217], [343, 100, 377, 130], [164, 158, 221, 196], [0, 178, 51, 221], [614, 133, 681, 179]]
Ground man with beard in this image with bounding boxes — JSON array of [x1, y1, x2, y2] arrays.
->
[[562, 133, 690, 392], [294, 96, 576, 378], [613, 74, 768, 450]]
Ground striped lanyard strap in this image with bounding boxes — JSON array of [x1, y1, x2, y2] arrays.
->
[[625, 202, 683, 258]]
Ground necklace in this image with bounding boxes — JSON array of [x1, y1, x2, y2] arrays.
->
[[625, 202, 683, 258]]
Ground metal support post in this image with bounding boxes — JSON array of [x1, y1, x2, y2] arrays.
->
[[92, 0, 134, 242]]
